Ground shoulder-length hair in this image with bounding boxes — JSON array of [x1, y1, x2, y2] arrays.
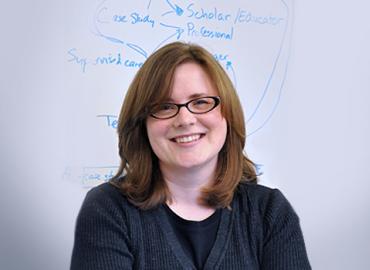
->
[[111, 41, 257, 209]]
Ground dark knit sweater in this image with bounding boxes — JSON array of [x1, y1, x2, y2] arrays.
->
[[164, 204, 221, 269], [70, 182, 311, 270]]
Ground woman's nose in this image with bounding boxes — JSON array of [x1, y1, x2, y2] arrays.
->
[[172, 106, 197, 127]]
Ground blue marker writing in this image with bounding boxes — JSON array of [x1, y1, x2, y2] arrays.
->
[[95, 53, 122, 65], [131, 12, 155, 28], [97, 114, 118, 129], [186, 3, 231, 22], [234, 8, 284, 26], [113, 14, 128, 23], [68, 48, 88, 73], [213, 53, 229, 62]]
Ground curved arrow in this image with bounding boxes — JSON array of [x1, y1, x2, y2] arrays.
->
[[92, 0, 125, 44], [127, 43, 148, 58], [247, 0, 290, 124], [247, 0, 292, 136]]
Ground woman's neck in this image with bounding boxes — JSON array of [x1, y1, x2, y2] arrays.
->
[[160, 161, 217, 220]]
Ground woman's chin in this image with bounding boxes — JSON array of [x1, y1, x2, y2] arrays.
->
[[166, 155, 218, 172]]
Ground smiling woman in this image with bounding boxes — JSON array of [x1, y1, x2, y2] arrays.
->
[[146, 62, 228, 191], [70, 42, 311, 270], [112, 41, 255, 210]]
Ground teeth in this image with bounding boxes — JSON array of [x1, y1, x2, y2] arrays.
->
[[175, 134, 201, 143]]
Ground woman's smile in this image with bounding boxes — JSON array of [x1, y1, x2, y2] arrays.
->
[[170, 133, 205, 144], [146, 61, 227, 171]]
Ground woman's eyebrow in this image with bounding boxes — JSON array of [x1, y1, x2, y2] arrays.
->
[[189, 93, 207, 99], [166, 93, 207, 102]]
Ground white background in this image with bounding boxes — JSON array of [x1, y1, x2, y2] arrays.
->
[[0, 0, 369, 269]]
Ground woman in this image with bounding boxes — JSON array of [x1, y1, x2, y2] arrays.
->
[[71, 42, 311, 269]]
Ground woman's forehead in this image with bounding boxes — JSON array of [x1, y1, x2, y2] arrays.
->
[[167, 65, 218, 100], [146, 60, 221, 106]]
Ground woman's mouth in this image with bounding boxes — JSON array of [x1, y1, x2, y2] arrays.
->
[[170, 133, 205, 143]]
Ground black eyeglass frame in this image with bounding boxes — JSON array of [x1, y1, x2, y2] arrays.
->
[[149, 96, 221, 120]]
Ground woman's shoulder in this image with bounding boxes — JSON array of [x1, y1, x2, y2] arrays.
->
[[237, 181, 285, 202], [79, 178, 135, 217], [235, 182, 311, 269], [235, 181, 297, 221], [85, 180, 124, 203]]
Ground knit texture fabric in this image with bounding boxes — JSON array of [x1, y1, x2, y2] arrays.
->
[[70, 182, 311, 270]]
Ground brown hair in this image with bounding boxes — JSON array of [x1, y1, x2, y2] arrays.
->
[[111, 41, 257, 209]]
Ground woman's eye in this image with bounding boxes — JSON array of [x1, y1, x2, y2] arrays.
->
[[159, 104, 174, 111], [193, 99, 210, 105]]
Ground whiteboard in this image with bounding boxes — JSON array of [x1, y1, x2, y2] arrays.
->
[[1, 0, 369, 269], [62, 0, 292, 186]]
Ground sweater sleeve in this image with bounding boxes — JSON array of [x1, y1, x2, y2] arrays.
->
[[261, 189, 311, 270], [70, 185, 133, 270]]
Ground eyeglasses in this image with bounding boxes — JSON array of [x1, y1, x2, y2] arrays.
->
[[150, 96, 221, 119]]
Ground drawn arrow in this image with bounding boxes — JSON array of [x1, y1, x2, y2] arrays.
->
[[147, 0, 152, 9], [126, 43, 148, 59], [92, 0, 125, 45], [226, 61, 237, 88], [247, 0, 292, 136], [165, 0, 184, 16], [154, 23, 184, 51], [159, 23, 184, 39]]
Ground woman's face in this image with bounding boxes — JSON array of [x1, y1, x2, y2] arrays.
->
[[146, 62, 227, 173]]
